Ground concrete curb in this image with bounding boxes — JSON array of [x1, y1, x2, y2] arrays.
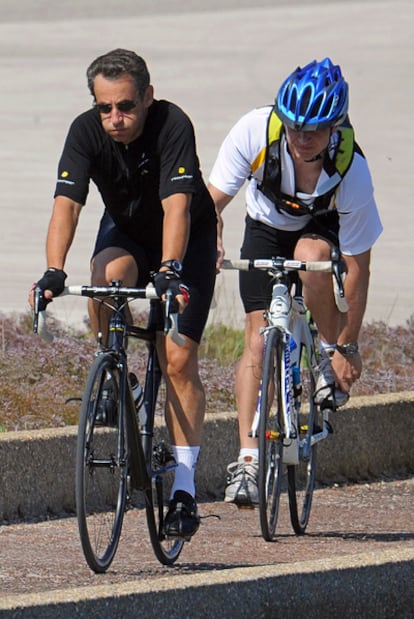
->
[[1, 392, 414, 521], [1, 547, 414, 618]]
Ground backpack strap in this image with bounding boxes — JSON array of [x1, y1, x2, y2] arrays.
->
[[251, 109, 283, 176], [253, 109, 356, 217]]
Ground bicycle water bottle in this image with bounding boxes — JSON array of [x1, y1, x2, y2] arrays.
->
[[129, 373, 144, 410]]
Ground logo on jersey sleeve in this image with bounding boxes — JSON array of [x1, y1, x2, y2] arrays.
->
[[57, 170, 75, 186], [171, 165, 193, 182]]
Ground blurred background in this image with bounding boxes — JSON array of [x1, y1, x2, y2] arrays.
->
[[0, 0, 411, 329]]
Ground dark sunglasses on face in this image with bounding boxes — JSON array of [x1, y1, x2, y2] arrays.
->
[[94, 100, 138, 115]]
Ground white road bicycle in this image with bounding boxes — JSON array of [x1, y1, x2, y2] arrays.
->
[[222, 248, 347, 541]]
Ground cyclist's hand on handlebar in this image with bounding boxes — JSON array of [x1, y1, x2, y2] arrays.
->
[[29, 268, 67, 309], [153, 269, 190, 313]]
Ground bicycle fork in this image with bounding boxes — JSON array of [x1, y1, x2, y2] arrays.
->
[[251, 327, 300, 464], [280, 332, 300, 465]]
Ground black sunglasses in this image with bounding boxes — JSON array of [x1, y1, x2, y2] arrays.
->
[[94, 100, 138, 115]]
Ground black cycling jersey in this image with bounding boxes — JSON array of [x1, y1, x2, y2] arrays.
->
[[54, 99, 216, 249]]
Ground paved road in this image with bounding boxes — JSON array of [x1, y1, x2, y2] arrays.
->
[[0, 477, 413, 612], [1, 0, 412, 328]]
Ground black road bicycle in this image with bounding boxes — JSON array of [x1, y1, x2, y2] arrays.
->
[[34, 281, 186, 572]]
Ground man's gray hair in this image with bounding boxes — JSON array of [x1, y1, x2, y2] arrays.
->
[[86, 48, 150, 99]]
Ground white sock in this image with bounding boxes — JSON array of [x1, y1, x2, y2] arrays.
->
[[171, 445, 200, 499], [239, 448, 259, 461]]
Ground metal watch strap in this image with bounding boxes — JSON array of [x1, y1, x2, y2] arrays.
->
[[160, 260, 183, 273], [336, 342, 359, 357]]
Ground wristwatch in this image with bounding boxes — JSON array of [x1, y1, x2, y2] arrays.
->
[[336, 342, 359, 357], [160, 259, 183, 273]]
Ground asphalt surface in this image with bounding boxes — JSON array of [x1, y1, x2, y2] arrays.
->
[[0, 0, 413, 329], [1, 394, 414, 615], [0, 476, 413, 617]]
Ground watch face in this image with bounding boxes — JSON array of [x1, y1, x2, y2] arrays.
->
[[171, 260, 182, 272], [337, 342, 359, 356]]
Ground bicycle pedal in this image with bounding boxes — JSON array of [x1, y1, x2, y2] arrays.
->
[[152, 441, 175, 467], [232, 495, 257, 510], [319, 399, 335, 411]]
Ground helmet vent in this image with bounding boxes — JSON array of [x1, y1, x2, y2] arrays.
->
[[275, 57, 349, 130], [299, 86, 312, 116]]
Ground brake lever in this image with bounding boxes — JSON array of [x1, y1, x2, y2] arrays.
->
[[163, 288, 185, 345], [331, 247, 345, 298], [33, 286, 42, 334], [330, 247, 349, 313], [33, 287, 54, 342], [164, 289, 173, 335]]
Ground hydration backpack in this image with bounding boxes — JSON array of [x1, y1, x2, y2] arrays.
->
[[251, 109, 360, 217]]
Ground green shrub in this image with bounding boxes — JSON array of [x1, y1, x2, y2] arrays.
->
[[0, 311, 413, 432], [201, 324, 244, 365]]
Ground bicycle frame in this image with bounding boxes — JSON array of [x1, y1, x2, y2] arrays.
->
[[222, 252, 346, 463], [250, 277, 314, 465], [33, 282, 182, 487]]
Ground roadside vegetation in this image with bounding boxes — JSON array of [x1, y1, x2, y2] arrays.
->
[[0, 311, 413, 432]]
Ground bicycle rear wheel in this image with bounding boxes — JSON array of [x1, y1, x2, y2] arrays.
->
[[143, 361, 184, 565], [287, 337, 319, 534], [76, 353, 127, 573], [258, 327, 285, 541]]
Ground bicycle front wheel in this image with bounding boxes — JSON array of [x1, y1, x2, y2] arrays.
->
[[258, 327, 285, 541], [144, 366, 184, 565], [287, 337, 319, 534], [76, 353, 127, 573]]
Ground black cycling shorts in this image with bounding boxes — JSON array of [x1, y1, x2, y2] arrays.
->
[[239, 214, 339, 314], [92, 211, 217, 343]]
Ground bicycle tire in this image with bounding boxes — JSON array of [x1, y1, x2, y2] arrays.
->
[[143, 358, 184, 565], [258, 327, 286, 541], [76, 353, 127, 573], [287, 334, 319, 534]]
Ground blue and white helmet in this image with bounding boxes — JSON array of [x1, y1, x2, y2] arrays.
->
[[275, 58, 349, 131]]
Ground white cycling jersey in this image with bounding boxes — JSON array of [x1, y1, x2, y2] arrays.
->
[[209, 105, 383, 255]]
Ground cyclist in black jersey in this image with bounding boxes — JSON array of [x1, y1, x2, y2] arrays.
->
[[30, 49, 217, 538]]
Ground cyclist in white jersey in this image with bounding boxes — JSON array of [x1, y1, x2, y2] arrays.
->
[[208, 58, 383, 507]]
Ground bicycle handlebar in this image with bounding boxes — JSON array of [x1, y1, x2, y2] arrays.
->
[[33, 283, 186, 346], [221, 249, 348, 313], [221, 258, 334, 272]]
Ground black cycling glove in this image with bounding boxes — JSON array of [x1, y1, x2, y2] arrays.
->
[[36, 268, 67, 297], [153, 269, 190, 310]]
